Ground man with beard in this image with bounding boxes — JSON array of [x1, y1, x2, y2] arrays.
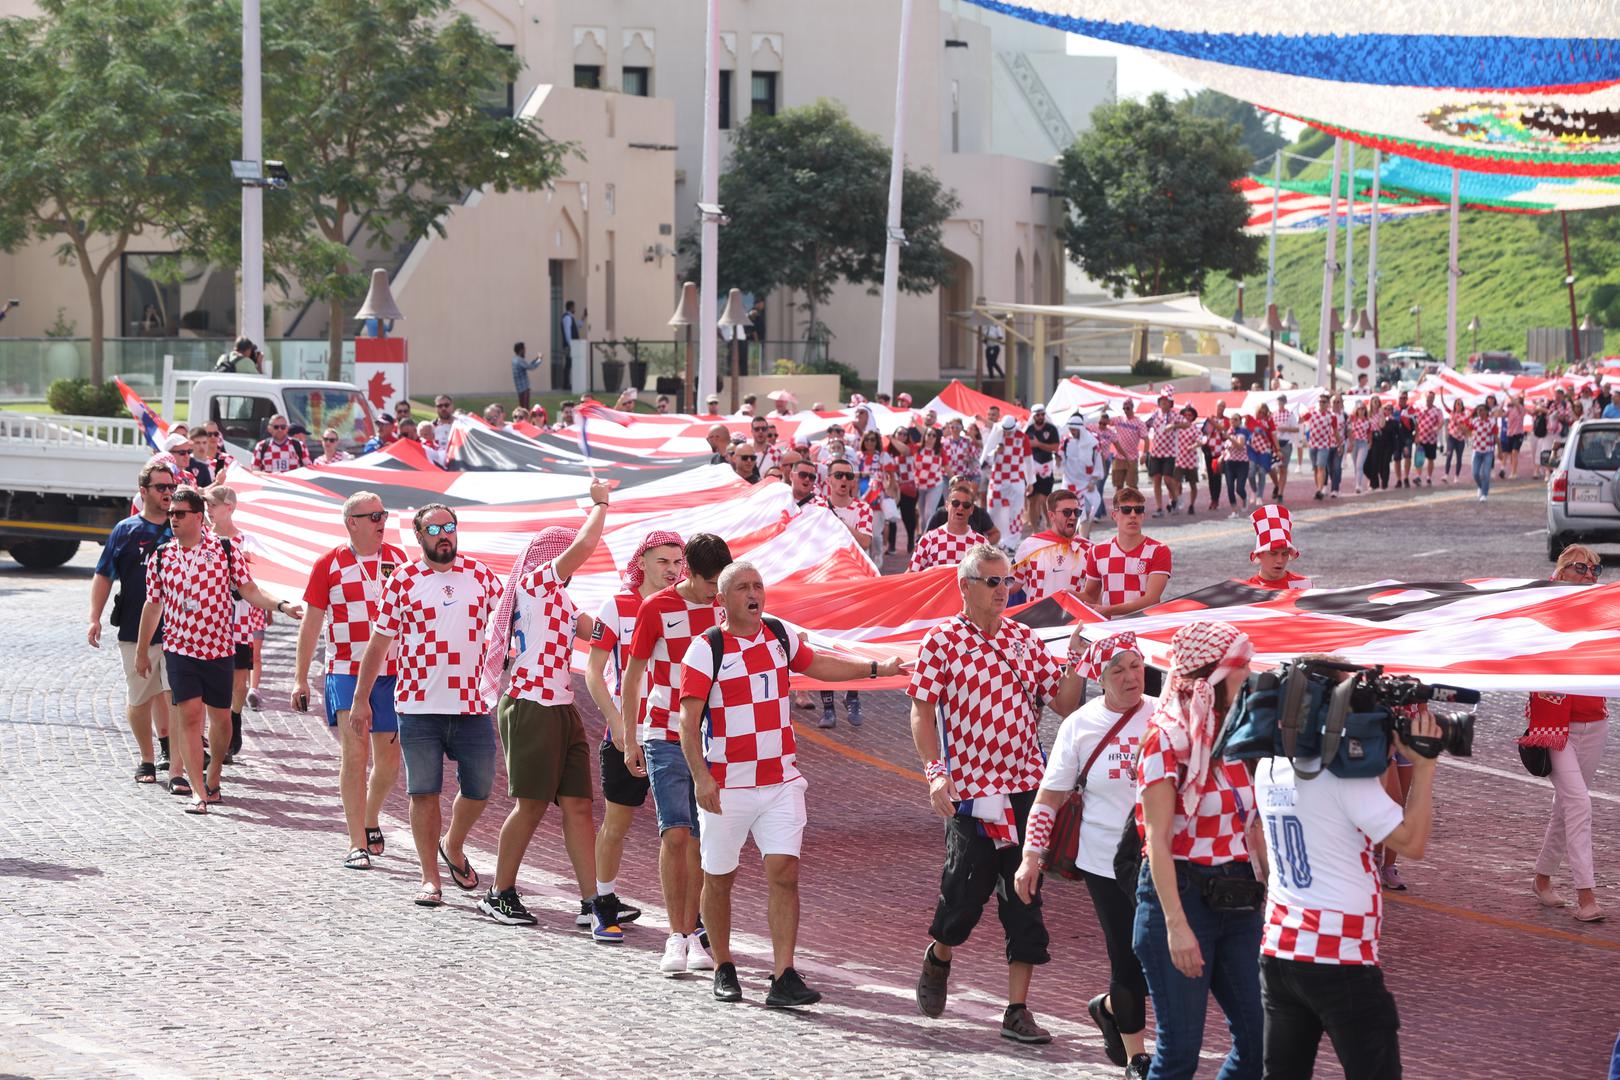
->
[[1011, 487, 1089, 600], [351, 503, 503, 908]]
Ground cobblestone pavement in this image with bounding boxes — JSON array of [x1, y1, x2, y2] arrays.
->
[[4, 474, 1617, 1079]]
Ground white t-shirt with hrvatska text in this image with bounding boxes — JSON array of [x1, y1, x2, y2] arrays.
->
[[1041, 695, 1156, 877]]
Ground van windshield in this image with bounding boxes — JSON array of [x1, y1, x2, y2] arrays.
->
[[281, 387, 376, 455]]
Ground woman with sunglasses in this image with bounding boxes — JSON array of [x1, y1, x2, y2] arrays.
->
[[1526, 545, 1609, 923], [314, 428, 351, 467]]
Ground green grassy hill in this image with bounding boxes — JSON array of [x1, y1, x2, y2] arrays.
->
[[1203, 132, 1620, 362]]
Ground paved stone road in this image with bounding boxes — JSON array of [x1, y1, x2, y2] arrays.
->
[[4, 474, 1617, 1079]]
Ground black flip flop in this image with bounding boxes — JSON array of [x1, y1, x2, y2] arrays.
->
[[343, 848, 372, 870], [168, 777, 193, 797], [365, 827, 385, 857], [135, 763, 157, 784], [439, 843, 478, 891]]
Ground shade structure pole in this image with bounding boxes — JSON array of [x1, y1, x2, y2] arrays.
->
[[240, 0, 265, 349], [1446, 168, 1460, 370], [1563, 211, 1583, 365], [1368, 150, 1381, 345], [1316, 138, 1342, 387], [1265, 150, 1282, 308], [696, 0, 721, 404], [1342, 142, 1355, 329], [875, 0, 915, 401]]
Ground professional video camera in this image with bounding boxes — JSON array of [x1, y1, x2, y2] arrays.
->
[[1216, 658, 1478, 780]]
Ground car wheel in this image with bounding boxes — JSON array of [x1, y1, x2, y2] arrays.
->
[[8, 538, 80, 569], [1547, 532, 1569, 562]]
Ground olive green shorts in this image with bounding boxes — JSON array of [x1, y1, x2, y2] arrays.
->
[[496, 697, 593, 804]]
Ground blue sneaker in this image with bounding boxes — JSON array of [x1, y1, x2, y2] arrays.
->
[[590, 895, 624, 943], [846, 698, 863, 728]]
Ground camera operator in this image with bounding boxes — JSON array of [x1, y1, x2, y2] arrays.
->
[[1252, 693, 1441, 1079]]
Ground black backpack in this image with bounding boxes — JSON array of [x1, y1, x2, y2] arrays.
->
[[703, 618, 791, 685], [1533, 411, 1549, 439]]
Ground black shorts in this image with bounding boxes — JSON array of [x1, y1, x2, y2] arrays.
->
[[1176, 466, 1199, 483], [1420, 442, 1439, 462], [929, 788, 1049, 965], [599, 740, 650, 807], [166, 652, 234, 709], [1146, 455, 1175, 479], [1031, 474, 1055, 496], [233, 642, 254, 671]]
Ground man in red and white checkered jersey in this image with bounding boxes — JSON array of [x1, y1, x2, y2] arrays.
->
[[982, 415, 1030, 543], [251, 413, 310, 473], [198, 484, 265, 768], [813, 460, 875, 551], [620, 533, 733, 974], [351, 502, 502, 907], [292, 490, 408, 870], [910, 481, 986, 572], [909, 542, 1087, 1044], [583, 532, 687, 934], [1106, 401, 1148, 493], [679, 560, 906, 1007], [135, 485, 298, 815], [1304, 392, 1343, 500], [1143, 393, 1188, 515], [1080, 486, 1171, 618], [1252, 708, 1443, 1078], [1414, 389, 1445, 485], [1010, 486, 1088, 598]]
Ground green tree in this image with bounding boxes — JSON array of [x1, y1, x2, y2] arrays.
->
[[699, 99, 959, 351], [1060, 93, 1261, 298], [244, 0, 572, 378], [0, 0, 237, 384], [1179, 89, 1286, 164]]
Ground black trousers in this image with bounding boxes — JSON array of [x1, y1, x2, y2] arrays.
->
[[1082, 869, 1148, 1033], [1260, 954, 1402, 1080], [1204, 450, 1223, 504], [929, 789, 1049, 965]]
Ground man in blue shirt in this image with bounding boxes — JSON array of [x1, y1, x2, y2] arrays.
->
[[511, 340, 543, 410], [1601, 390, 1620, 420], [89, 459, 177, 788]]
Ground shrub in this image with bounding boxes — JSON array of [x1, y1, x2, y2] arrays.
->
[[46, 378, 126, 417]]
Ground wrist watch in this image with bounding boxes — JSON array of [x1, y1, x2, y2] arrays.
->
[[869, 660, 878, 678]]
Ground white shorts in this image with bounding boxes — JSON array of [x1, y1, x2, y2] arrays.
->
[[697, 777, 808, 875]]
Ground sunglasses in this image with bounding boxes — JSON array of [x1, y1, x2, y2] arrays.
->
[[967, 574, 1010, 588], [948, 499, 973, 509], [423, 521, 458, 536], [829, 471, 855, 481], [146, 483, 177, 493], [323, 435, 339, 442], [1052, 507, 1080, 518], [737, 453, 757, 461], [348, 510, 387, 523], [167, 509, 197, 519], [1565, 562, 1604, 578], [270, 424, 288, 431], [1114, 505, 1146, 515]]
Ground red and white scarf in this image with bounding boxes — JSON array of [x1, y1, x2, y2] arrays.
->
[[1148, 621, 1254, 818]]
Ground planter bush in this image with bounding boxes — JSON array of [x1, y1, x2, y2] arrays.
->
[[46, 378, 126, 417]]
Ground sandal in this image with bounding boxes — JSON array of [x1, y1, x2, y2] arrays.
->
[[168, 777, 193, 797], [135, 762, 158, 784], [414, 884, 445, 907], [439, 842, 479, 891], [203, 783, 222, 805], [343, 848, 372, 871], [184, 798, 208, 815], [365, 827, 385, 857]]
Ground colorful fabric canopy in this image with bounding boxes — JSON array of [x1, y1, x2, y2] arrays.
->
[[977, 2, 1620, 175], [1238, 176, 1444, 234]]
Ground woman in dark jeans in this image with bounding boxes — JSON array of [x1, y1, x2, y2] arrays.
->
[[1132, 621, 1265, 1080], [1364, 401, 1395, 490]]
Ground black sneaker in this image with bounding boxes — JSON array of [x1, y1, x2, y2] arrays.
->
[[712, 962, 742, 1003], [1126, 1053, 1152, 1079], [477, 887, 537, 926], [765, 967, 821, 1008], [579, 893, 643, 927], [156, 739, 170, 772], [1089, 993, 1127, 1066], [695, 917, 710, 952], [229, 714, 243, 758]]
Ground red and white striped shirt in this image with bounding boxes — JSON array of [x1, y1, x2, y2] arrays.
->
[[909, 526, 986, 573], [301, 542, 408, 676], [679, 621, 815, 789]]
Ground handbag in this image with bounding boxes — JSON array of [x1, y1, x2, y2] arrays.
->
[[1518, 726, 1553, 777], [1044, 700, 1148, 881]]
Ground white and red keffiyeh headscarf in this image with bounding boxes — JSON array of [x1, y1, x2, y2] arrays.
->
[[1149, 621, 1254, 817], [623, 529, 684, 590], [479, 526, 575, 702], [1076, 632, 1141, 681]]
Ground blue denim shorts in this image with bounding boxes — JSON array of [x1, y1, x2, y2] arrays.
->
[[398, 712, 496, 800], [323, 674, 398, 733], [644, 738, 699, 837], [1310, 447, 1334, 470]]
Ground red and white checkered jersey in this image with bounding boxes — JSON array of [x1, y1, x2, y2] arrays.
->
[[252, 437, 307, 473], [1135, 726, 1254, 865], [679, 621, 815, 788], [1414, 405, 1444, 444], [813, 494, 874, 539], [1254, 757, 1403, 964], [1202, 417, 1231, 453], [628, 584, 721, 743], [1222, 429, 1251, 463], [144, 531, 253, 661], [1172, 424, 1201, 469], [756, 443, 783, 475], [505, 562, 580, 706], [313, 451, 352, 467], [301, 542, 408, 676], [910, 449, 945, 489], [1504, 402, 1525, 437], [1304, 410, 1340, 449], [1145, 410, 1181, 457], [589, 590, 643, 708], [1108, 418, 1147, 460], [1349, 416, 1371, 443], [987, 431, 1029, 487], [1083, 536, 1171, 609], [1466, 416, 1496, 454], [1250, 420, 1277, 456], [909, 615, 1067, 798], [1549, 400, 1575, 432], [1012, 532, 1090, 599], [1242, 570, 1312, 591], [373, 555, 502, 715], [909, 526, 986, 573], [228, 531, 269, 644], [942, 435, 975, 480]]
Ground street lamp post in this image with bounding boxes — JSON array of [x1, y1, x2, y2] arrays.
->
[[1264, 303, 1283, 390], [667, 282, 699, 412], [1328, 307, 1344, 393], [1410, 304, 1422, 349], [1467, 315, 1481, 359], [718, 288, 748, 414]]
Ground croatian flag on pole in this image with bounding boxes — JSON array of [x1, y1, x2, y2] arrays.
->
[[115, 378, 169, 450], [574, 400, 633, 469]]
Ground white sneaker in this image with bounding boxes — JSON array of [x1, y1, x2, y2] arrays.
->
[[659, 932, 689, 974], [685, 934, 715, 971]]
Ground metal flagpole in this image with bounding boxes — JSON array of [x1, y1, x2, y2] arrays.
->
[[240, 0, 265, 350], [1265, 150, 1282, 308], [1367, 150, 1382, 344], [1342, 142, 1355, 330], [1446, 168, 1461, 370], [1316, 138, 1342, 386], [696, 0, 721, 404], [875, 0, 914, 401]]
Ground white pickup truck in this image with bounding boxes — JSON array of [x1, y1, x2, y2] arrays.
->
[[0, 372, 379, 568]]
